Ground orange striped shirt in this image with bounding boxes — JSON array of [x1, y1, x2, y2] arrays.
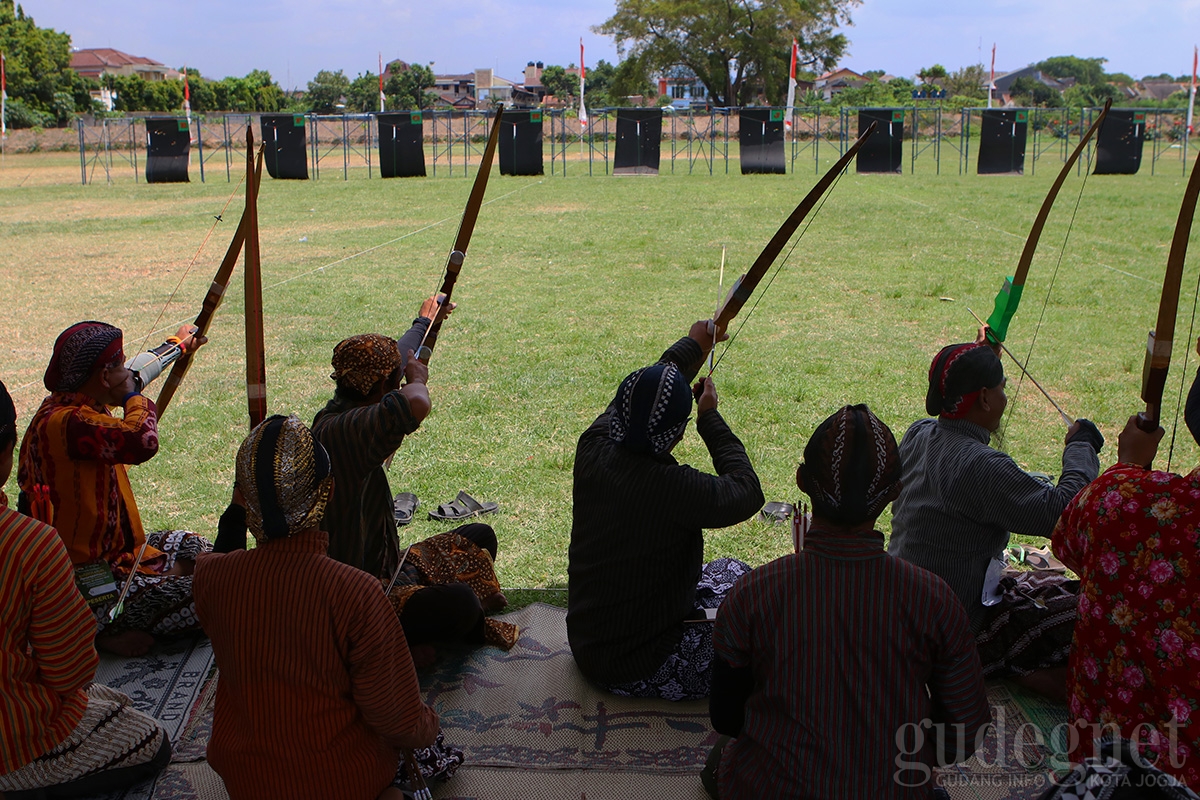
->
[[0, 503, 99, 774], [17, 392, 165, 573], [193, 530, 439, 800]]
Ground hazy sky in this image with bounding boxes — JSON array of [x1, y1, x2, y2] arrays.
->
[[24, 0, 1200, 89]]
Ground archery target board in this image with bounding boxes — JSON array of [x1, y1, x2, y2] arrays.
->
[[856, 109, 904, 173], [260, 114, 309, 179], [145, 118, 191, 183], [613, 108, 662, 175], [378, 112, 427, 178], [977, 109, 1029, 175], [1094, 109, 1145, 175], [739, 107, 786, 174], [499, 110, 544, 176]]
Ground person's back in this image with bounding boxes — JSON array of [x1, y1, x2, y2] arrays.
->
[[193, 415, 438, 800], [715, 544, 986, 798], [708, 405, 990, 799]]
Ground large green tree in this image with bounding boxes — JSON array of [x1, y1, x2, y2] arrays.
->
[[306, 69, 350, 113], [1, 0, 96, 125], [595, 0, 858, 107], [384, 62, 435, 110]]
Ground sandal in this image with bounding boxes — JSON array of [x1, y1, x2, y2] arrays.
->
[[759, 502, 794, 524], [1022, 545, 1067, 573], [428, 490, 498, 521], [393, 493, 419, 526]]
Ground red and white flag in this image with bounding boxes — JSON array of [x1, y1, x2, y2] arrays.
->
[[579, 38, 588, 129], [784, 39, 798, 132], [182, 69, 191, 115], [379, 53, 386, 112]]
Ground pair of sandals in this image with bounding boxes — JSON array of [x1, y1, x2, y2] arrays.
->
[[393, 491, 499, 525]]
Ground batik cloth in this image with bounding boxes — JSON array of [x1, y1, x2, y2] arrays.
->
[[974, 569, 1077, 678], [393, 731, 464, 787], [0, 684, 168, 793], [99, 529, 211, 637], [236, 414, 332, 541], [602, 558, 750, 701], [385, 531, 518, 650], [330, 333, 404, 395], [43, 322, 123, 393], [1052, 463, 1200, 788]]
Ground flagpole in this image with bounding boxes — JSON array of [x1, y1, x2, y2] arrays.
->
[[379, 53, 385, 113], [1187, 46, 1197, 156], [989, 44, 996, 109], [579, 38, 588, 161]]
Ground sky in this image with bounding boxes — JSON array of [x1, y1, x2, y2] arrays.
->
[[22, 0, 1200, 90]]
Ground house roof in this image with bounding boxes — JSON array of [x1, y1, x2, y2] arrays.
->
[[70, 48, 172, 79], [816, 67, 863, 82]]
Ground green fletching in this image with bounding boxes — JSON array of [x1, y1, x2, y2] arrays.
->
[[985, 278, 1023, 342]]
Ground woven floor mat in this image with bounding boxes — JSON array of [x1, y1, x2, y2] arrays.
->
[[421, 602, 717, 773], [937, 682, 1066, 800], [428, 765, 710, 799]]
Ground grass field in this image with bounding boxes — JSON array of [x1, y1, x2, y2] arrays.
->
[[1, 147, 1197, 590]]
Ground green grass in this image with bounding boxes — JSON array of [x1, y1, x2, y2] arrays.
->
[[2, 149, 1197, 588]]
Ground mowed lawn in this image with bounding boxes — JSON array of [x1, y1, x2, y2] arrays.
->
[[1, 147, 1197, 589]]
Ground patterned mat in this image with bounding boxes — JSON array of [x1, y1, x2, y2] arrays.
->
[[937, 682, 1068, 800], [82, 634, 216, 800]]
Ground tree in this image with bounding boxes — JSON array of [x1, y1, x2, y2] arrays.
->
[[540, 64, 575, 102], [917, 64, 947, 84], [0, 0, 94, 124], [595, 0, 859, 108], [1036, 56, 1107, 85], [1009, 76, 1062, 108], [346, 71, 382, 113], [944, 64, 986, 100], [306, 69, 350, 113], [384, 62, 435, 110]]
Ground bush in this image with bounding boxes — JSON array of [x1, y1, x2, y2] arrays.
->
[[3, 98, 54, 129]]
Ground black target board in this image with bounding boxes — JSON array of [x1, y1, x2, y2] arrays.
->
[[499, 110, 544, 176], [977, 109, 1029, 174], [1094, 109, 1145, 175], [260, 114, 309, 179], [856, 109, 904, 173], [378, 112, 427, 178], [739, 107, 786, 174], [145, 118, 191, 183], [613, 108, 662, 175]]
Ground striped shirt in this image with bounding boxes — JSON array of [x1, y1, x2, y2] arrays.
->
[[193, 530, 438, 800], [888, 417, 1098, 629], [17, 391, 166, 573], [311, 318, 428, 579], [568, 337, 764, 685], [712, 527, 990, 799], [0, 502, 99, 774]]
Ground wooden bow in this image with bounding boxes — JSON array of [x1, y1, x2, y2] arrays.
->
[[986, 99, 1111, 344], [1137, 149, 1200, 432], [706, 121, 877, 369], [243, 128, 268, 429], [416, 105, 505, 364], [156, 132, 266, 428]]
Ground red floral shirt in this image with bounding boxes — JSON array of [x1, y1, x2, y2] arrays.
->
[[1052, 463, 1200, 786]]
